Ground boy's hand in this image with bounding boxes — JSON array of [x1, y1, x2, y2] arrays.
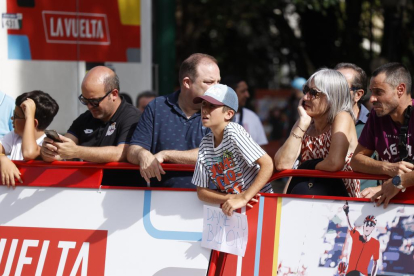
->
[[0, 156, 23, 188], [248, 193, 261, 205], [222, 194, 249, 216], [20, 98, 36, 119]]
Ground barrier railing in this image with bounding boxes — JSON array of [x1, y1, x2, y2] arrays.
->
[[6, 161, 414, 276], [13, 160, 390, 179], [12, 160, 389, 183], [9, 160, 412, 201]]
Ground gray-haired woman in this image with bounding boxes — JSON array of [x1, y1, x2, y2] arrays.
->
[[274, 69, 361, 197]]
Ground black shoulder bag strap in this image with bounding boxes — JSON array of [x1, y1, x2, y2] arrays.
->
[[398, 105, 412, 161], [238, 108, 244, 126]]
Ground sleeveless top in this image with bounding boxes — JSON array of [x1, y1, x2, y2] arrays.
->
[[301, 126, 361, 198]]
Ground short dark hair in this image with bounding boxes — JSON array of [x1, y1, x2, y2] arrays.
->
[[334, 62, 368, 100], [221, 75, 244, 91], [136, 91, 157, 107], [372, 62, 412, 95], [103, 70, 120, 92], [120, 92, 133, 104], [178, 53, 217, 86], [16, 90, 59, 130]]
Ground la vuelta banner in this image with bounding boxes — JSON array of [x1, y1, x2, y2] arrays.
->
[[5, 0, 141, 62], [0, 226, 107, 275], [42, 11, 111, 45]]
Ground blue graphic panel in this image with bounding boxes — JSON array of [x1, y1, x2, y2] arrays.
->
[[8, 34, 31, 60]]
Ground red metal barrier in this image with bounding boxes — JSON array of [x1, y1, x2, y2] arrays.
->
[[12, 160, 389, 183], [9, 160, 410, 200]]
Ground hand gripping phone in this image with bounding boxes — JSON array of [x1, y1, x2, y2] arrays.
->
[[44, 129, 63, 142]]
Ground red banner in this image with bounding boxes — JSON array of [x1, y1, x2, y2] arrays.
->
[[6, 0, 141, 62]]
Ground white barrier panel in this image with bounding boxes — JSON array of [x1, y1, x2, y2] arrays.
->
[[0, 187, 214, 276], [277, 198, 414, 275]]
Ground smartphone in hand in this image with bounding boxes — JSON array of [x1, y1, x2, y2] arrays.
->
[[44, 129, 63, 142]]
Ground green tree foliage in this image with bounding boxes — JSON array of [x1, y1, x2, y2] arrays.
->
[[175, 0, 412, 89]]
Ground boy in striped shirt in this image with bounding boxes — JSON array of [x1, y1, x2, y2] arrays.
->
[[192, 84, 273, 216]]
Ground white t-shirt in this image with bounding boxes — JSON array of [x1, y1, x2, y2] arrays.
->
[[234, 107, 268, 146], [192, 122, 273, 194], [0, 131, 45, 160]]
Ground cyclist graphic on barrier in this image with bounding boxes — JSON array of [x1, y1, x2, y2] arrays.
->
[[343, 201, 380, 276]]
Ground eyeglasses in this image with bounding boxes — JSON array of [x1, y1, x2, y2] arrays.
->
[[303, 85, 323, 99], [78, 89, 113, 107], [12, 111, 25, 120]]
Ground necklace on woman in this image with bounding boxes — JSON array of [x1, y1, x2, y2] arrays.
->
[[309, 121, 330, 136]]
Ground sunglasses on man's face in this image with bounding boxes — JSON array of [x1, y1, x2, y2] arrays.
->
[[78, 89, 113, 108], [302, 85, 323, 99]]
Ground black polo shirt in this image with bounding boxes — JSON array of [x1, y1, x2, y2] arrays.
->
[[67, 99, 143, 187], [68, 99, 140, 146]]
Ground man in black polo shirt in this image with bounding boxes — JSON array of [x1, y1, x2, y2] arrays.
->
[[41, 66, 140, 165]]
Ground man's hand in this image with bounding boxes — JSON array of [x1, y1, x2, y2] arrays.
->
[[0, 156, 22, 187], [385, 161, 414, 177], [222, 193, 250, 217], [154, 151, 166, 163], [139, 151, 166, 183], [54, 135, 79, 159], [371, 179, 400, 209], [360, 186, 381, 198], [41, 137, 62, 161], [20, 98, 36, 119]]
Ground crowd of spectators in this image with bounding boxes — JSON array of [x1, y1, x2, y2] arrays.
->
[[0, 53, 413, 211]]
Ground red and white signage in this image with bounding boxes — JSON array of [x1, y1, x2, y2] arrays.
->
[[42, 11, 110, 45], [0, 226, 107, 275], [0, 187, 211, 275]]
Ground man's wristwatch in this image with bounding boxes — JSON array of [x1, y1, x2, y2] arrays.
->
[[392, 175, 406, 192]]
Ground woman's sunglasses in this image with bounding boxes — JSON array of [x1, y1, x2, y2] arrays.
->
[[303, 85, 323, 99]]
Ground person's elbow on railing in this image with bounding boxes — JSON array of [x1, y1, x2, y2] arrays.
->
[[315, 155, 346, 172]]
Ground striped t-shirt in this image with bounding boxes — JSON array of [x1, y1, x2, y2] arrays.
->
[[192, 122, 273, 194]]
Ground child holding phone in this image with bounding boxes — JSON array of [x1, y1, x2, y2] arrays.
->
[[0, 90, 59, 187]]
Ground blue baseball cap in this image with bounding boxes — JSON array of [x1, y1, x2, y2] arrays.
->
[[194, 84, 239, 111]]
